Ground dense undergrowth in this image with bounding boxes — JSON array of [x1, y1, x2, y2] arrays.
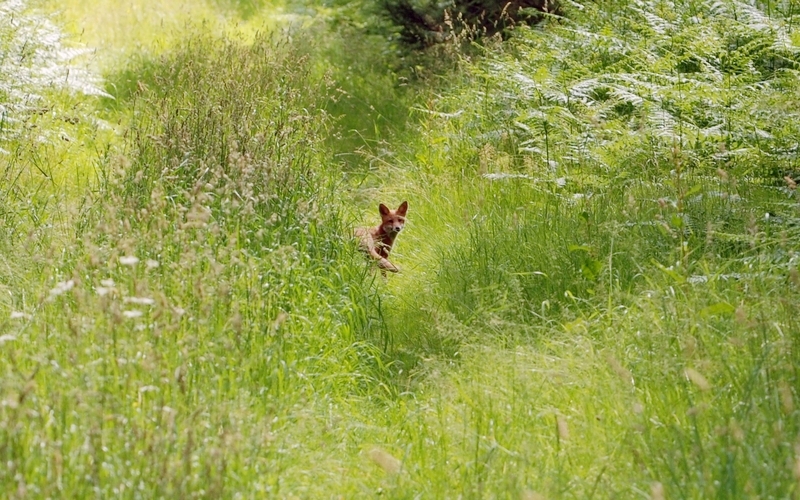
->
[[1, 0, 799, 498], [351, 0, 800, 496]]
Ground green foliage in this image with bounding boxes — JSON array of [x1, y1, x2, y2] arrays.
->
[[0, 0, 114, 315], [2, 0, 800, 498], [492, 1, 800, 178], [396, 0, 800, 314], [0, 29, 391, 497], [97, 32, 390, 395], [379, 0, 555, 47], [212, 0, 267, 18], [366, 0, 800, 496], [113, 34, 324, 230], [313, 22, 417, 171]]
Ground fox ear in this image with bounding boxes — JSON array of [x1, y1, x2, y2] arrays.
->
[[379, 203, 390, 216], [396, 201, 408, 216]]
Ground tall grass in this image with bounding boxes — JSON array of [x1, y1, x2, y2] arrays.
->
[[1, 0, 799, 497], [0, 0, 113, 312], [368, 0, 800, 497], [0, 28, 396, 497]]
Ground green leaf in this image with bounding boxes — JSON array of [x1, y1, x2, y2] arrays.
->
[[684, 184, 703, 197], [581, 259, 603, 281], [568, 244, 592, 253], [700, 302, 735, 317]]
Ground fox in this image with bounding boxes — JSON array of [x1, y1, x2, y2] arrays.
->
[[355, 201, 408, 274]]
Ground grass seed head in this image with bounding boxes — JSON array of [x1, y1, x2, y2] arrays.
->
[[779, 380, 794, 415], [605, 353, 633, 385], [650, 481, 664, 500], [682, 336, 697, 358], [734, 306, 749, 325], [368, 447, 401, 474], [522, 491, 547, 500], [556, 415, 569, 440], [794, 443, 800, 481], [789, 268, 800, 288], [684, 367, 711, 391]]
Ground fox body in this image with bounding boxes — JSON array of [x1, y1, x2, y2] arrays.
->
[[355, 201, 408, 273]]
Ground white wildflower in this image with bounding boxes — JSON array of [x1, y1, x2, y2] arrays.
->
[[119, 256, 140, 266], [122, 310, 143, 318], [124, 297, 155, 306], [0, 334, 17, 344], [49, 279, 75, 297]]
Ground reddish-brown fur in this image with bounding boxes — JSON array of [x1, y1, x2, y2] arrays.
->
[[355, 201, 408, 274]]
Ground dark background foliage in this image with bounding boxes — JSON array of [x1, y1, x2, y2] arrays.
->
[[381, 0, 557, 46]]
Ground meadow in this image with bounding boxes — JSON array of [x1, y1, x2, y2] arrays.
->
[[1, 0, 799, 498]]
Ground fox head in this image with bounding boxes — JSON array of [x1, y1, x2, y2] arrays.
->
[[379, 201, 408, 235]]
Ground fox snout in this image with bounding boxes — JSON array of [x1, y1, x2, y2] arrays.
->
[[381, 218, 404, 234]]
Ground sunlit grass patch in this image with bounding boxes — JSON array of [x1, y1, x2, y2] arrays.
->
[[347, 269, 799, 498], [0, 21, 393, 495], [349, 0, 800, 497], [49, 0, 289, 66]]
